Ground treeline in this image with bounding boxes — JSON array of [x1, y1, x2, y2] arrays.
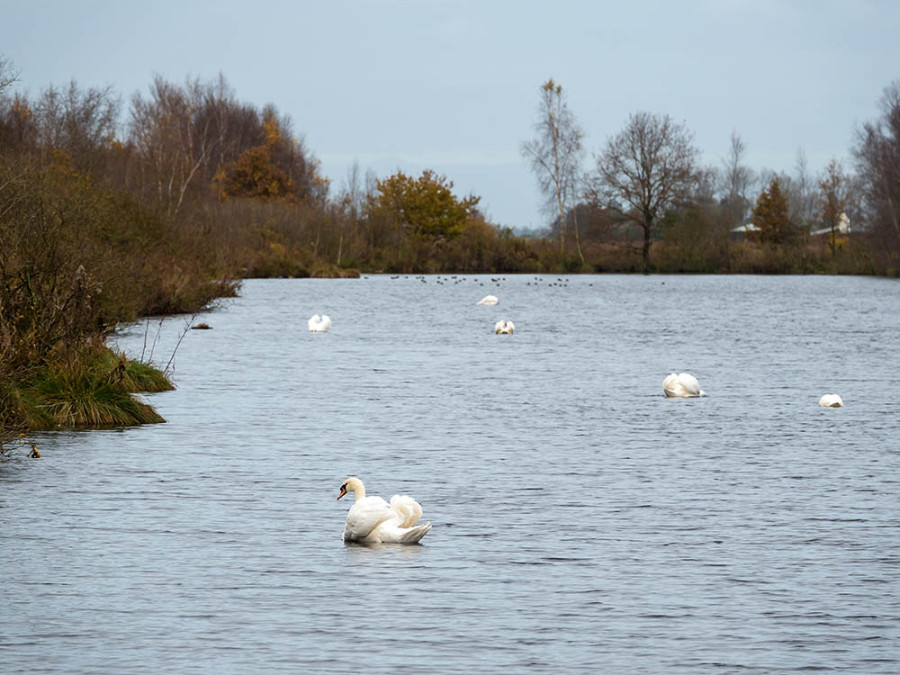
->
[[523, 79, 900, 276], [0, 66, 535, 438], [1, 61, 899, 438]]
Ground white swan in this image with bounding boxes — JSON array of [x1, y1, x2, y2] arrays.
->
[[477, 295, 499, 305], [494, 320, 515, 334], [818, 393, 843, 408], [337, 477, 431, 544], [663, 372, 706, 398], [308, 314, 332, 332]]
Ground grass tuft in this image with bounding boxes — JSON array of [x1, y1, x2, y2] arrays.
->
[[2, 344, 172, 435]]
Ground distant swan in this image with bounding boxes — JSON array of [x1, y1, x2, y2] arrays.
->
[[663, 372, 706, 398], [494, 320, 515, 334], [308, 314, 332, 332], [818, 394, 843, 408], [337, 477, 431, 544], [477, 295, 499, 305]]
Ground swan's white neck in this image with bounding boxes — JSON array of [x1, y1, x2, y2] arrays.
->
[[345, 477, 366, 502]]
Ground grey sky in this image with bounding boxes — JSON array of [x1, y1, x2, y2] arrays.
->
[[2, 0, 897, 229]]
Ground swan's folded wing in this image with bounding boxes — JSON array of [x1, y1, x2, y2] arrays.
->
[[389, 494, 424, 528], [344, 497, 392, 540], [681, 378, 701, 396]]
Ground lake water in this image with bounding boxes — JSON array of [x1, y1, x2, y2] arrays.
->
[[2, 274, 899, 673]]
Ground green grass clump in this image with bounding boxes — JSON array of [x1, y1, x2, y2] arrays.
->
[[1, 344, 172, 436]]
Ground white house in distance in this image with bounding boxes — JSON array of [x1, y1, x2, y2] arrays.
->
[[810, 212, 851, 237], [731, 222, 760, 238], [732, 212, 851, 239]]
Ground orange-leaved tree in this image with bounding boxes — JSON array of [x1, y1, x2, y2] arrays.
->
[[365, 169, 480, 240], [213, 107, 326, 203]]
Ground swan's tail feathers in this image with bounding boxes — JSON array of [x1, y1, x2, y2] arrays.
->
[[390, 495, 424, 528], [398, 522, 431, 544]]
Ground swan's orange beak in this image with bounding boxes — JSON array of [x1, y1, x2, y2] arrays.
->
[[337, 486, 347, 500]]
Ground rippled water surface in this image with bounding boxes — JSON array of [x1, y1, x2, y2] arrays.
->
[[3, 275, 899, 673]]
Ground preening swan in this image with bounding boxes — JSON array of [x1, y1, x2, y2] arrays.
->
[[818, 394, 843, 408], [663, 372, 706, 398], [308, 314, 332, 332], [477, 295, 499, 305], [494, 320, 515, 334], [337, 477, 432, 544]]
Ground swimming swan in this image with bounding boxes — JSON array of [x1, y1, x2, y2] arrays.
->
[[477, 295, 499, 305], [308, 314, 332, 332], [337, 477, 432, 544], [818, 394, 843, 408], [663, 372, 706, 398], [494, 320, 515, 334]]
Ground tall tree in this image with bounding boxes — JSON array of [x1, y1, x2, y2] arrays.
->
[[521, 79, 585, 259], [213, 109, 294, 201], [129, 76, 212, 218], [752, 176, 792, 245], [854, 80, 900, 265], [0, 55, 18, 93], [816, 159, 848, 256], [32, 80, 120, 174], [790, 148, 817, 230], [720, 130, 755, 228], [592, 111, 699, 267]]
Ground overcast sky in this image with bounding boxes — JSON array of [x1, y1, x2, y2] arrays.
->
[[2, 0, 898, 229]]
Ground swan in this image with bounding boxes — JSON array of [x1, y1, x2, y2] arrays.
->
[[477, 295, 499, 305], [663, 372, 706, 398], [308, 314, 332, 332], [818, 393, 843, 408], [337, 477, 431, 544], [494, 320, 515, 334]]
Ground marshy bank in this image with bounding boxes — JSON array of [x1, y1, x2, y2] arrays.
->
[[0, 156, 236, 446], [3, 68, 899, 446]]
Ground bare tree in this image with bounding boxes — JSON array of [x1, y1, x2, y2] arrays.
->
[[790, 147, 817, 231], [854, 80, 900, 261], [521, 79, 585, 259], [334, 160, 366, 266], [129, 76, 212, 218], [592, 111, 700, 267], [32, 80, 120, 173], [816, 159, 848, 256], [719, 130, 755, 227], [0, 56, 19, 93]]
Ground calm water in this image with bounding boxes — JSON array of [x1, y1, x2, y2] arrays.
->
[[2, 275, 899, 673]]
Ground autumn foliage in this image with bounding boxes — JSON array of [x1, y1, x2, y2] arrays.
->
[[366, 170, 480, 240]]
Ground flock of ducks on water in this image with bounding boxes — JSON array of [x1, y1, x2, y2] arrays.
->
[[321, 287, 844, 544]]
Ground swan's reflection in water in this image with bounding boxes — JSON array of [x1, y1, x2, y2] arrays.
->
[[343, 540, 427, 563]]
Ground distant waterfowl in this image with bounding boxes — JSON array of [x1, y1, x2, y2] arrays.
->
[[28, 444, 41, 458], [337, 477, 431, 544], [191, 322, 211, 330], [477, 295, 499, 305], [308, 314, 332, 333], [818, 394, 844, 408], [663, 372, 706, 398], [494, 320, 515, 334]]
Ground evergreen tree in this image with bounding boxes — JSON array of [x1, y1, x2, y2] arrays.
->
[[752, 177, 792, 244]]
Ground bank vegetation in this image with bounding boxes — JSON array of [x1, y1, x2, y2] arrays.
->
[[1, 59, 898, 442]]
